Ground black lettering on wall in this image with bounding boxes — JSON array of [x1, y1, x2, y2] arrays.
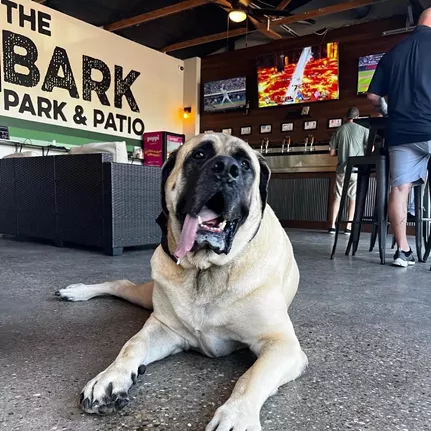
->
[[2, 30, 40, 87], [3, 88, 19, 110], [82, 56, 111, 106], [19, 3, 36, 31], [19, 93, 36, 116], [116, 114, 127, 133], [132, 118, 145, 136], [93, 109, 105, 127], [114, 66, 140, 112], [105, 113, 117, 131], [37, 97, 52, 119], [53, 100, 67, 121], [38, 11, 51, 36], [42, 47, 79, 98], [1, 0, 18, 24]]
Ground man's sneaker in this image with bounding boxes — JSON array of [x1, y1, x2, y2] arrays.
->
[[328, 228, 336, 234], [393, 248, 415, 267], [344, 229, 352, 235]]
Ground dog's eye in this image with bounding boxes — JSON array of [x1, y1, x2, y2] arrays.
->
[[193, 151, 205, 160], [241, 160, 250, 170]]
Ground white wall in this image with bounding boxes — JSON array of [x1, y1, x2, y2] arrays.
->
[[183, 58, 201, 141]]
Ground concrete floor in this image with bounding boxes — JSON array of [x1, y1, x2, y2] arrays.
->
[[1, 231, 431, 431]]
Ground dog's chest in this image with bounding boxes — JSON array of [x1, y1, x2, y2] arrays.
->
[[172, 268, 244, 357]]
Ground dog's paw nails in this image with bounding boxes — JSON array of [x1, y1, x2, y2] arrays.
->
[[206, 400, 261, 431], [80, 370, 135, 415]]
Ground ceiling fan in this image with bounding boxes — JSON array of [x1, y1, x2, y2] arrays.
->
[[225, 0, 316, 25]]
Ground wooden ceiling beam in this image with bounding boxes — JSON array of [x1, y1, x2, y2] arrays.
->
[[271, 0, 387, 27], [275, 0, 293, 10], [248, 15, 283, 39], [105, 0, 211, 32], [162, 0, 387, 53], [162, 27, 256, 53], [215, 0, 282, 40]]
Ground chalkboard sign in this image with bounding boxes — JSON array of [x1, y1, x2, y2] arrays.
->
[[0, 125, 9, 140]]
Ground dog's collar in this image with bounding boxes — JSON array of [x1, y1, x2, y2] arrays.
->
[[156, 212, 177, 264], [156, 212, 262, 264]]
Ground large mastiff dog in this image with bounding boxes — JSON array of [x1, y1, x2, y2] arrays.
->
[[57, 133, 308, 431]]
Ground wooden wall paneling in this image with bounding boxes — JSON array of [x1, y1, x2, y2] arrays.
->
[[200, 17, 407, 148]]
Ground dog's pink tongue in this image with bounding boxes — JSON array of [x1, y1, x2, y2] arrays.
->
[[174, 215, 198, 260], [174, 207, 220, 260]]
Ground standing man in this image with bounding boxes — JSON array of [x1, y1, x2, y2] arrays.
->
[[329, 107, 369, 235], [367, 8, 431, 267]]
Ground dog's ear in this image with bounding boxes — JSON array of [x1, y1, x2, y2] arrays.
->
[[161, 150, 178, 216], [256, 152, 271, 213]]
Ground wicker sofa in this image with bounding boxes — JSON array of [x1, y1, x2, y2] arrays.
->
[[0, 153, 161, 255]]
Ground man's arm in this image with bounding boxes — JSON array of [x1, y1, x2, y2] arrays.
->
[[367, 55, 389, 116], [367, 93, 388, 116], [329, 131, 338, 157]]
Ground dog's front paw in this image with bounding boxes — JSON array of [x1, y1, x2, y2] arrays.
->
[[55, 284, 92, 301], [80, 365, 143, 415], [206, 399, 262, 431]]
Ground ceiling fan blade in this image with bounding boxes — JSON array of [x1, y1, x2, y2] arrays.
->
[[250, 8, 293, 17]]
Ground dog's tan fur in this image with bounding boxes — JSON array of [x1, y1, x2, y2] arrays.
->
[[57, 133, 307, 431]]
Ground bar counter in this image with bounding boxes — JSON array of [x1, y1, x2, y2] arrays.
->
[[264, 143, 375, 231]]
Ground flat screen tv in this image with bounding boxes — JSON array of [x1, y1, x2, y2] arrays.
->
[[203, 77, 247, 113], [257, 42, 339, 108], [357, 53, 385, 94]]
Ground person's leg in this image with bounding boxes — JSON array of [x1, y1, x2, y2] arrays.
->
[[389, 143, 430, 264], [346, 173, 358, 231], [330, 173, 343, 231], [330, 199, 341, 229], [389, 183, 412, 251]]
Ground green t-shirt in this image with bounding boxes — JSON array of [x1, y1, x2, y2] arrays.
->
[[330, 122, 369, 173]]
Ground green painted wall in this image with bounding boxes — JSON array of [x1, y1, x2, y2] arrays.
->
[[0, 115, 141, 151]]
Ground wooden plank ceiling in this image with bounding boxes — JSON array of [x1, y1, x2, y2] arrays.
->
[[34, 0, 395, 57]]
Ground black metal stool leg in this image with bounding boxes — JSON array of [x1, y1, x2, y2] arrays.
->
[[351, 171, 369, 256], [425, 231, 431, 262], [414, 185, 423, 262], [331, 164, 354, 260], [369, 206, 378, 252], [376, 156, 389, 265]]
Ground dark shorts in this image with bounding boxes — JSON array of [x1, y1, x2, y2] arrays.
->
[[389, 141, 431, 187]]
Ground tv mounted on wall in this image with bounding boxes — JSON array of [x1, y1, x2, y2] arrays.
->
[[357, 53, 385, 95], [203, 77, 247, 113], [257, 42, 339, 108]]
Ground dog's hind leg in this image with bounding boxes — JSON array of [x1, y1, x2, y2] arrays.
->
[[55, 280, 154, 309]]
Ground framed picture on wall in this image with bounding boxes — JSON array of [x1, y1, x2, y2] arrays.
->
[[222, 128, 232, 135], [240, 126, 252, 136], [303, 120, 318, 131], [281, 122, 294, 132], [260, 124, 272, 134], [301, 106, 310, 116], [328, 118, 343, 129]]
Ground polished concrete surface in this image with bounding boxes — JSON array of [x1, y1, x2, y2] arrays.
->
[[1, 231, 430, 431]]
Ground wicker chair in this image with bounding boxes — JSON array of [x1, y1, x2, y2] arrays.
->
[[0, 154, 161, 255]]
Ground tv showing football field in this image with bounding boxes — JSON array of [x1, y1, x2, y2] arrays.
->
[[203, 77, 247, 113], [257, 42, 339, 108], [357, 53, 385, 94]]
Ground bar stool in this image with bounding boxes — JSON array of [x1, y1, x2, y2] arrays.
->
[[330, 117, 389, 264]]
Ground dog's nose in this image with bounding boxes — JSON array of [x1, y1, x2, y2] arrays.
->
[[211, 156, 240, 180]]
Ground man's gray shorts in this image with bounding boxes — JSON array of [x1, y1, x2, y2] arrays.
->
[[389, 141, 431, 187]]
